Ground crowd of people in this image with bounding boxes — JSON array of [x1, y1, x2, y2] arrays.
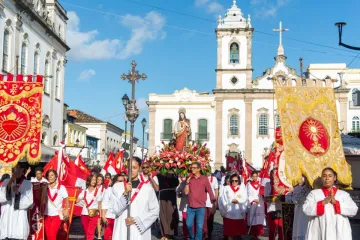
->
[[0, 159, 357, 240]]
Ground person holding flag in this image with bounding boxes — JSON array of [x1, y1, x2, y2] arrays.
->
[[44, 169, 70, 240], [0, 162, 33, 240], [111, 156, 159, 239], [76, 174, 103, 240]]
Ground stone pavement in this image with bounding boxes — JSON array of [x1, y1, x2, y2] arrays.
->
[[68, 213, 360, 240]]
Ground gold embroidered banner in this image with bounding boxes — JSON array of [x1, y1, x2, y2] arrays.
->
[[0, 80, 43, 165], [275, 86, 352, 187]]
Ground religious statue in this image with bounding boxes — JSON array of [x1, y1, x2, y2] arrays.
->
[[173, 107, 191, 151]]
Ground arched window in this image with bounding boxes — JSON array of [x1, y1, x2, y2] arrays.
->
[[352, 88, 359, 107], [53, 135, 58, 146], [352, 116, 360, 131], [33, 51, 39, 75], [44, 60, 50, 93], [275, 115, 281, 128], [2, 30, 10, 71], [42, 132, 47, 145], [20, 43, 27, 74], [258, 113, 268, 136], [162, 119, 173, 140], [55, 68, 60, 99], [197, 119, 208, 140], [229, 114, 238, 136], [230, 42, 239, 64]]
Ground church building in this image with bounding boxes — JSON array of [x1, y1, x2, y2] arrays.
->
[[147, 1, 360, 169]]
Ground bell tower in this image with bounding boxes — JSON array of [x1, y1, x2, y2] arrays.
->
[[215, 0, 254, 89]]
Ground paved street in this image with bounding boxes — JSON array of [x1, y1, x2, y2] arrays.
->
[[69, 212, 360, 240]]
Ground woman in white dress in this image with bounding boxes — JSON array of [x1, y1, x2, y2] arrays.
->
[[303, 167, 358, 240], [76, 174, 103, 240], [44, 169, 70, 240], [111, 157, 159, 240], [96, 173, 106, 240], [101, 176, 119, 240], [220, 173, 248, 240], [290, 177, 311, 240], [246, 171, 266, 239], [0, 162, 33, 240]]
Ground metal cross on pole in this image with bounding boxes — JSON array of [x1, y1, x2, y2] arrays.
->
[[120, 60, 147, 240], [273, 21, 289, 56]]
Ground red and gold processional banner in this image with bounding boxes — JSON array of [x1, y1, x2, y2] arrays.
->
[[275, 86, 352, 187], [0, 77, 43, 165], [29, 183, 80, 240]]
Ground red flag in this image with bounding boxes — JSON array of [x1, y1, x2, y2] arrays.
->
[[101, 152, 115, 176], [43, 152, 59, 176], [36, 75, 43, 83], [16, 74, 24, 81], [7, 73, 14, 81], [0, 74, 4, 81], [27, 75, 33, 82], [74, 154, 91, 176]]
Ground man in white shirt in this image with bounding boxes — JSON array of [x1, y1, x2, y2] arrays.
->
[[204, 172, 219, 239], [30, 167, 48, 183]]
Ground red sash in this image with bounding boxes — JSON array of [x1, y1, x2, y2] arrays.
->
[[47, 183, 61, 202], [140, 174, 150, 184], [84, 187, 99, 208], [250, 181, 260, 190], [230, 185, 239, 193], [131, 182, 144, 203]]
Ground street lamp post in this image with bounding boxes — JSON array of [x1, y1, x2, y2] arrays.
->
[[122, 94, 129, 158], [141, 118, 147, 159], [121, 60, 147, 240]]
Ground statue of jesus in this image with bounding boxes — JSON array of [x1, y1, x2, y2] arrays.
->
[[173, 107, 191, 151]]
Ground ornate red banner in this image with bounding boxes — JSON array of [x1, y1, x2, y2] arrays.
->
[[0, 80, 43, 165], [28, 182, 46, 240]]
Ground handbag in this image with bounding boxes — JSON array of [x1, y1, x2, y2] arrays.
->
[[88, 209, 99, 217]]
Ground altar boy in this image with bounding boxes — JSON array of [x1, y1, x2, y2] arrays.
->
[[0, 162, 33, 239]]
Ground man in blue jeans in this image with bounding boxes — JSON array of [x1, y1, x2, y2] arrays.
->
[[184, 162, 216, 240]]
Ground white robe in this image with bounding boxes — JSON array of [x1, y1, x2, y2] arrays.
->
[[0, 178, 33, 240], [111, 181, 159, 240], [220, 184, 248, 219], [303, 188, 358, 240], [246, 182, 266, 226], [102, 187, 115, 219], [291, 185, 311, 240]]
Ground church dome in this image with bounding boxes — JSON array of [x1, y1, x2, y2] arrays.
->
[[217, 0, 251, 29]]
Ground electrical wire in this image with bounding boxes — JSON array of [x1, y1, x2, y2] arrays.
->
[[61, 1, 360, 59]]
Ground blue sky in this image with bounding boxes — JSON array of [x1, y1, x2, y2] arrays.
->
[[61, 0, 360, 147]]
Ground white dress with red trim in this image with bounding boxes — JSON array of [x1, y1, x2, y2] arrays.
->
[[303, 187, 358, 240], [111, 179, 159, 240], [246, 181, 266, 227], [291, 185, 311, 240]]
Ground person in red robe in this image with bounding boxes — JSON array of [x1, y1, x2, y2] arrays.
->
[[173, 108, 191, 151]]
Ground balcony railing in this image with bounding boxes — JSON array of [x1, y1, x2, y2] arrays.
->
[[195, 132, 210, 141], [161, 132, 173, 140]]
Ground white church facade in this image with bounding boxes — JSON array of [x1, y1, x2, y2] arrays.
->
[[147, 1, 360, 169]]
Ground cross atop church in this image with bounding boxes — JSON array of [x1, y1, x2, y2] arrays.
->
[[273, 21, 289, 56]]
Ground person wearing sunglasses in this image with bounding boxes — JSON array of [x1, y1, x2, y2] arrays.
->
[[140, 162, 159, 191], [220, 173, 247, 240]]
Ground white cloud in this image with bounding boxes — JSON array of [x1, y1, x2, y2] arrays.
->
[[78, 69, 96, 81], [251, 0, 290, 18], [195, 0, 224, 16], [66, 11, 166, 61], [119, 11, 166, 59]]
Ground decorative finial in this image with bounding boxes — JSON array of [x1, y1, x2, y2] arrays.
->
[[247, 14, 252, 28], [233, 0, 236, 6], [218, 15, 222, 25], [273, 21, 289, 56]]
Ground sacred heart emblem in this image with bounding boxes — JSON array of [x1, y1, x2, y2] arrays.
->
[[298, 117, 329, 156], [0, 105, 30, 142]]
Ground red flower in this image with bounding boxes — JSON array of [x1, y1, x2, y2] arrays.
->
[[165, 163, 171, 169]]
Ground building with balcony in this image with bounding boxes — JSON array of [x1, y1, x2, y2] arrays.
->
[[0, 0, 70, 162]]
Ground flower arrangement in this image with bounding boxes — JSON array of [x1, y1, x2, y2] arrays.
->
[[148, 141, 212, 176]]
